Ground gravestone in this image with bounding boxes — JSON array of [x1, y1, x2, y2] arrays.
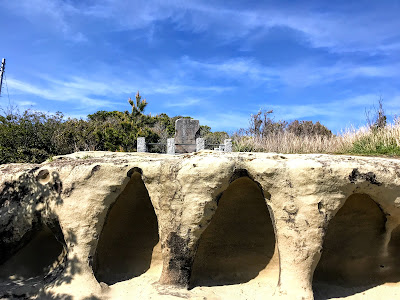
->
[[175, 118, 200, 153]]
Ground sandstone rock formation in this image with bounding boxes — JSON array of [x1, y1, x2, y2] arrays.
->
[[0, 151, 400, 300]]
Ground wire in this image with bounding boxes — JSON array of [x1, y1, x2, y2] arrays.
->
[[4, 73, 11, 105]]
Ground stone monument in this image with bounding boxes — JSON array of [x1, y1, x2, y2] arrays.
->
[[174, 118, 200, 153]]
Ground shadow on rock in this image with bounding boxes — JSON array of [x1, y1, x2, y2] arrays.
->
[[0, 168, 83, 299]]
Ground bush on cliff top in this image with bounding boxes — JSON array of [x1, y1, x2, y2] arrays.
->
[[0, 93, 228, 163], [0, 96, 398, 164]]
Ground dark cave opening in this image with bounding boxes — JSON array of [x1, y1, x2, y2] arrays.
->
[[190, 176, 277, 287], [313, 193, 400, 299], [93, 172, 159, 285]]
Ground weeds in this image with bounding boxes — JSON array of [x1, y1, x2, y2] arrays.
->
[[232, 109, 400, 156], [346, 124, 400, 156]]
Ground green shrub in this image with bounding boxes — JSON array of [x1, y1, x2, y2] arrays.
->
[[0, 110, 63, 163], [349, 128, 400, 156], [0, 94, 227, 163]]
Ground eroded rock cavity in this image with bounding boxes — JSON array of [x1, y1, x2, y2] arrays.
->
[[93, 171, 160, 284], [0, 224, 66, 296], [313, 193, 400, 298], [191, 176, 279, 287]]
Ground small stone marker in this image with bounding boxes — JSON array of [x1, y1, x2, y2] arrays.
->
[[137, 137, 146, 152], [196, 138, 205, 152], [224, 139, 232, 152], [167, 138, 175, 155], [175, 118, 200, 153]]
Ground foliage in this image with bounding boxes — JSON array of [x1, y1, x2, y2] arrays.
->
[[248, 110, 287, 137], [287, 120, 332, 137], [0, 109, 64, 164], [0, 93, 228, 163], [246, 109, 331, 138], [199, 125, 229, 147], [348, 126, 400, 156], [233, 106, 399, 156], [128, 91, 148, 117], [4, 95, 397, 163]]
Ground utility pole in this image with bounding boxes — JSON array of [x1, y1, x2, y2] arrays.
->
[[0, 58, 5, 96]]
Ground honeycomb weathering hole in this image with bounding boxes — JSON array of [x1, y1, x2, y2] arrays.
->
[[37, 169, 50, 184], [0, 225, 65, 283], [190, 176, 278, 287], [93, 172, 160, 285], [313, 193, 400, 298]]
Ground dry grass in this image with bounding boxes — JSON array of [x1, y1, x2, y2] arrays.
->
[[232, 121, 400, 156]]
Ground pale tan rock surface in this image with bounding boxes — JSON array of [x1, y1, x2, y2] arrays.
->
[[0, 151, 400, 300]]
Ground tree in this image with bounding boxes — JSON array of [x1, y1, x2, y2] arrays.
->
[[366, 97, 387, 130], [248, 109, 287, 137], [287, 120, 332, 137], [0, 110, 64, 163], [128, 91, 148, 117]]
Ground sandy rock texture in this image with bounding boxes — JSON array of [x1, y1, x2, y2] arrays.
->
[[0, 151, 400, 300]]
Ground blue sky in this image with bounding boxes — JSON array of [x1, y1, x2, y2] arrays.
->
[[1, 0, 400, 133]]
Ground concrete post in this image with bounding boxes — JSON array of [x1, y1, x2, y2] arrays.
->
[[196, 138, 205, 152], [137, 137, 146, 152], [167, 138, 175, 155], [224, 139, 232, 152]]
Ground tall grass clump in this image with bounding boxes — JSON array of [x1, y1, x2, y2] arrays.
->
[[232, 108, 400, 156], [232, 109, 339, 153], [345, 121, 400, 156]]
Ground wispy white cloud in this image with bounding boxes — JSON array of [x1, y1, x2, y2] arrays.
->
[[150, 84, 232, 95], [181, 56, 400, 87], [15, 100, 36, 107], [84, 1, 400, 53], [3, 0, 86, 42], [6, 72, 232, 112], [192, 111, 251, 132], [266, 94, 380, 119], [277, 62, 400, 87], [185, 2, 400, 53], [5, 0, 399, 53], [181, 56, 275, 82], [7, 77, 116, 109], [165, 98, 201, 107]]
